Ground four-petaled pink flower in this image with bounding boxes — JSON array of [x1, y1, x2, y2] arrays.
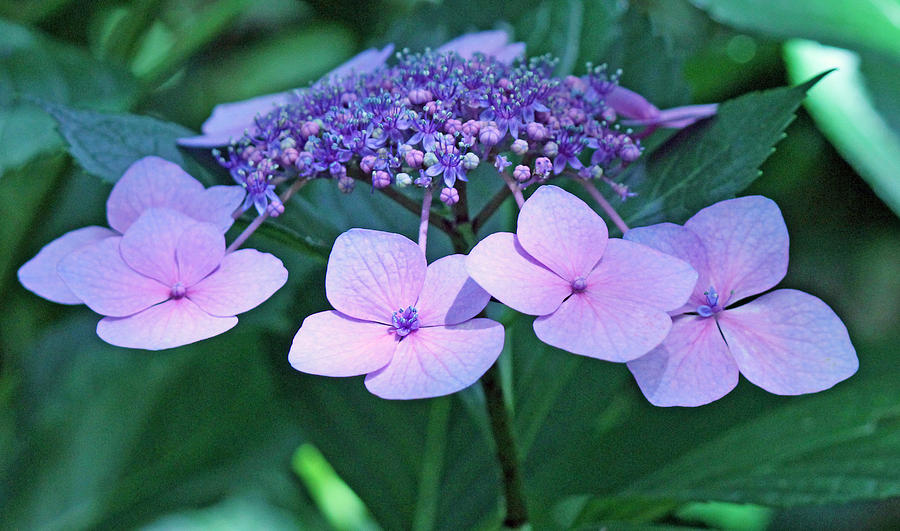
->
[[466, 185, 698, 362], [18, 156, 244, 305], [289, 229, 505, 399], [57, 208, 287, 350], [624, 196, 858, 406]]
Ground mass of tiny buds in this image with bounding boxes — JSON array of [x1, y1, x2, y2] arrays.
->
[[213, 49, 645, 214]]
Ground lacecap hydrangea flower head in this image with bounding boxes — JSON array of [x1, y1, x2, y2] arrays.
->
[[625, 196, 858, 406], [289, 229, 504, 399]]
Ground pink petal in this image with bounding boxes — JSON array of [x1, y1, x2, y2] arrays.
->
[[189, 249, 288, 317], [177, 92, 293, 147], [624, 103, 718, 128], [516, 185, 608, 282], [192, 185, 246, 232], [96, 298, 237, 350], [119, 209, 194, 286], [533, 289, 673, 362], [493, 42, 526, 64], [627, 315, 739, 407], [106, 157, 205, 233], [684, 196, 788, 305], [437, 30, 510, 58], [57, 236, 170, 317], [718, 289, 858, 395], [17, 226, 116, 304], [326, 44, 394, 79], [288, 311, 397, 377], [587, 239, 697, 311], [416, 254, 490, 327], [325, 229, 426, 323], [176, 222, 224, 287], [466, 232, 571, 315], [364, 318, 504, 399], [625, 223, 711, 310], [605, 86, 660, 121]]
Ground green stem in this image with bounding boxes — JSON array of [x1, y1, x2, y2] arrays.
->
[[481, 364, 529, 528]]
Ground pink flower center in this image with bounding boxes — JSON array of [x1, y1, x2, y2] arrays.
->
[[170, 282, 187, 299], [391, 306, 420, 338], [571, 276, 587, 292]]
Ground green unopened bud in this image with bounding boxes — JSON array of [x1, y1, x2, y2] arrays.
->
[[395, 172, 412, 187], [462, 152, 480, 170], [423, 152, 439, 168]]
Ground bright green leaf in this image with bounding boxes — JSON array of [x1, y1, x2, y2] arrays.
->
[[689, 0, 900, 60], [784, 40, 900, 218]]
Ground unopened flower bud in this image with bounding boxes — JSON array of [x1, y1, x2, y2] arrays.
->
[[440, 186, 459, 205], [462, 120, 481, 136], [462, 152, 480, 170], [398, 144, 413, 156], [535, 156, 552, 176], [395, 172, 412, 187], [338, 175, 355, 193], [526, 122, 547, 141], [479, 126, 502, 147], [444, 119, 462, 135], [408, 88, 433, 105], [511, 139, 529, 155], [300, 121, 320, 138], [543, 141, 559, 157], [590, 165, 604, 179], [372, 170, 391, 188], [405, 149, 424, 168], [266, 198, 285, 217], [513, 165, 531, 182], [620, 142, 641, 162], [329, 162, 347, 178], [281, 148, 299, 167], [280, 137, 297, 150], [423, 152, 439, 168], [360, 155, 376, 174]]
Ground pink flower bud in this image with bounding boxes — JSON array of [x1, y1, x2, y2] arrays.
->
[[338, 175, 355, 193], [440, 187, 460, 205], [479, 126, 502, 147], [511, 139, 529, 155], [408, 88, 433, 105], [300, 121, 320, 138], [462, 120, 481, 136], [372, 170, 392, 188], [534, 157, 552, 176], [513, 165, 531, 182], [444, 119, 462, 135], [360, 155, 377, 174], [525, 122, 547, 141], [280, 148, 299, 167], [405, 149, 424, 168]]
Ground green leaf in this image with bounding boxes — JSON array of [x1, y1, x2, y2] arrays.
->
[[617, 73, 827, 227], [41, 103, 208, 184], [784, 40, 900, 218], [1, 318, 309, 529], [620, 370, 900, 507], [689, 0, 900, 60], [0, 19, 136, 174]]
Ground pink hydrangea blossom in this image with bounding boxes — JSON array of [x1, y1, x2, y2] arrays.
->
[[466, 185, 697, 362], [17, 156, 244, 304], [289, 229, 505, 399], [625, 196, 858, 406], [57, 208, 287, 350]]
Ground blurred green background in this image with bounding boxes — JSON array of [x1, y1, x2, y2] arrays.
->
[[1, 0, 899, 529]]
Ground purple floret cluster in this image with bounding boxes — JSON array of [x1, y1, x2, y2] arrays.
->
[[214, 49, 644, 211]]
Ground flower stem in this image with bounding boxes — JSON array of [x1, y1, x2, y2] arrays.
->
[[499, 171, 525, 209], [579, 179, 630, 234], [418, 187, 433, 253], [226, 178, 307, 253], [481, 364, 529, 528]]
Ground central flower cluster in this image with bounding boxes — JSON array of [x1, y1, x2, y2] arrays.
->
[[391, 305, 420, 337], [215, 49, 643, 210]]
